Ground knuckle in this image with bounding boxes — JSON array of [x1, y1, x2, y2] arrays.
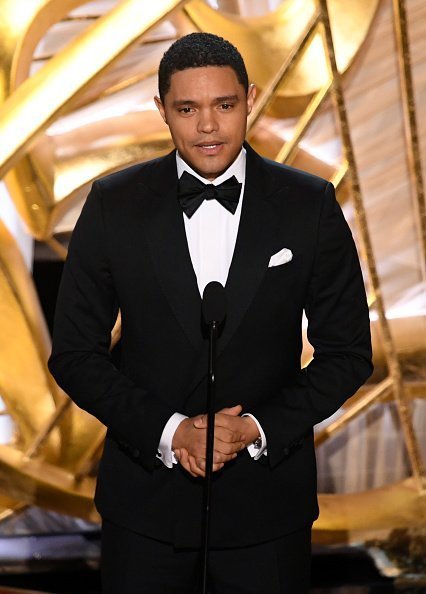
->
[[222, 428, 231, 441]]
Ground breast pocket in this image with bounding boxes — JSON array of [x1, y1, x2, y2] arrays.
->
[[265, 261, 298, 284], [257, 260, 304, 317]]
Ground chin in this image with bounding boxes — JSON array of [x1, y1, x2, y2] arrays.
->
[[201, 167, 227, 180], [189, 161, 224, 180], [201, 158, 234, 178]]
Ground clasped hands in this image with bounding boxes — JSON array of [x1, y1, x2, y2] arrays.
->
[[172, 405, 259, 477]]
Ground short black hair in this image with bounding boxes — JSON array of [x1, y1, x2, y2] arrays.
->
[[158, 32, 249, 101]]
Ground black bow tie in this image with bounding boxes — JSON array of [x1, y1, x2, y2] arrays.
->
[[178, 171, 242, 218]]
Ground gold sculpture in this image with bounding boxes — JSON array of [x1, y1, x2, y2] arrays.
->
[[0, 0, 424, 542]]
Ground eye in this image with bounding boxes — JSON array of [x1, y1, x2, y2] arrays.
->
[[178, 107, 194, 114], [219, 103, 233, 110]]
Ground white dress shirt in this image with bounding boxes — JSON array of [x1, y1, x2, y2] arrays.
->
[[157, 149, 267, 467]]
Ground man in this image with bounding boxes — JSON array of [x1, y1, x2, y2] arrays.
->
[[49, 33, 372, 594]]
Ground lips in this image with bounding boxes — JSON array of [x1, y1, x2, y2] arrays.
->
[[195, 142, 224, 155]]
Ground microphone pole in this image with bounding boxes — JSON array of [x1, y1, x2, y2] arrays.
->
[[200, 281, 226, 594]]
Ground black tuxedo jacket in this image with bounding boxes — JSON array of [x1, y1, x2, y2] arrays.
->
[[49, 143, 372, 548]]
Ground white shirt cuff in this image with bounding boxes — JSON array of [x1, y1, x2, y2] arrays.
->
[[243, 413, 268, 460], [156, 412, 188, 468]]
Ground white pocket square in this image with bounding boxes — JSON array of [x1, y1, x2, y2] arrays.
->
[[268, 247, 293, 267]]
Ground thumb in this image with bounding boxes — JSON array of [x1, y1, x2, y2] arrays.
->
[[194, 405, 243, 428], [218, 404, 242, 416], [193, 414, 207, 428]]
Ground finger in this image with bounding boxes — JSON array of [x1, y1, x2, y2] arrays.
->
[[187, 453, 203, 476], [189, 455, 205, 477], [215, 428, 246, 445], [200, 452, 236, 468], [193, 405, 242, 429], [212, 462, 225, 472], [186, 440, 206, 459], [213, 451, 238, 464], [214, 439, 245, 454], [214, 440, 246, 456], [213, 413, 245, 433], [193, 414, 207, 429], [199, 456, 226, 472], [214, 426, 245, 443], [179, 449, 198, 478], [176, 447, 192, 460], [217, 404, 242, 416], [196, 458, 206, 472]]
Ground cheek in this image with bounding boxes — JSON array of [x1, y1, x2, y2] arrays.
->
[[170, 122, 193, 147], [226, 117, 247, 141]]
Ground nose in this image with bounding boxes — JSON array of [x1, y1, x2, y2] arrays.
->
[[197, 108, 218, 134]]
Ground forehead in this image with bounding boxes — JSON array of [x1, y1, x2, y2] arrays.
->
[[166, 66, 244, 99]]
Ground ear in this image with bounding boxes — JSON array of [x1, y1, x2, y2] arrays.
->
[[246, 84, 256, 115], [154, 95, 167, 123]]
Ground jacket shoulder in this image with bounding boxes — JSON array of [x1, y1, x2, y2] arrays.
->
[[93, 152, 172, 193], [261, 156, 330, 194]]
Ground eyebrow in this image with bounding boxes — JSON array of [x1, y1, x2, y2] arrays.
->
[[172, 95, 240, 107], [214, 95, 239, 103]]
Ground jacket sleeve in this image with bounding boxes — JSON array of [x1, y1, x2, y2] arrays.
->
[[48, 182, 175, 472], [251, 182, 373, 468]]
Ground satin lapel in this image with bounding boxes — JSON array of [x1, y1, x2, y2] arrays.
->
[[218, 145, 279, 356], [137, 152, 203, 351]]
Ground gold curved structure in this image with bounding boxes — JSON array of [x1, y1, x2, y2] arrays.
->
[[185, 0, 380, 116], [0, 0, 185, 239], [0, 218, 59, 457], [0, 0, 424, 545], [315, 478, 426, 542], [0, 218, 105, 472]]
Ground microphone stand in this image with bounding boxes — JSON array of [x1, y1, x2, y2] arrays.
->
[[199, 281, 225, 594], [200, 319, 218, 594]]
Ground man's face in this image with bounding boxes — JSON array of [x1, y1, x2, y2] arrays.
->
[[155, 66, 256, 180]]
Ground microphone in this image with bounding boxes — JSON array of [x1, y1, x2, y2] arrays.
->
[[202, 281, 226, 326]]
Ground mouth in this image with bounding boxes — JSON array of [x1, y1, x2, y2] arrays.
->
[[194, 142, 224, 155]]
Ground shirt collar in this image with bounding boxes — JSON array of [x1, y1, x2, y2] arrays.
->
[[176, 148, 246, 186]]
